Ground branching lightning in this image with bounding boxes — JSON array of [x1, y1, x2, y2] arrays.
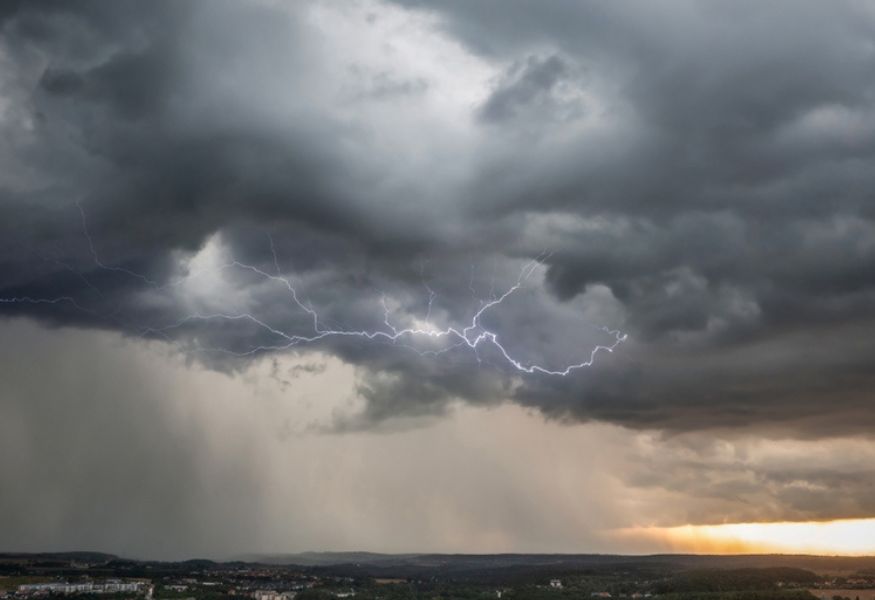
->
[[2, 205, 627, 376], [77, 201, 158, 286]]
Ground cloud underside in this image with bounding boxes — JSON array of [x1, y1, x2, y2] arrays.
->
[[2, 0, 875, 437]]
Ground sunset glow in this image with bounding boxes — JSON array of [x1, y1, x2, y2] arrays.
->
[[620, 518, 875, 555]]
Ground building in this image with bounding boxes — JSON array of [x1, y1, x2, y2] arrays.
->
[[253, 591, 296, 600], [18, 581, 148, 596]]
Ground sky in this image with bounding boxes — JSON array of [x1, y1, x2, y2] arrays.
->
[[1, 0, 875, 559]]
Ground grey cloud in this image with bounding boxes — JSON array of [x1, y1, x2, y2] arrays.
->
[[347, 68, 430, 101], [479, 54, 577, 123], [621, 432, 875, 524], [1, 0, 875, 439]]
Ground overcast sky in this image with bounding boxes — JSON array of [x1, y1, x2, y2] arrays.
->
[[2, 0, 875, 559]]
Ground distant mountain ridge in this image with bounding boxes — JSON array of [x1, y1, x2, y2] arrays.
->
[[235, 552, 875, 572], [5, 551, 875, 574]]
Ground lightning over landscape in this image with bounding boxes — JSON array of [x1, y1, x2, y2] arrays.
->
[[2, 0, 875, 574]]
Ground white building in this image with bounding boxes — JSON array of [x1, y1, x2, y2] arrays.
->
[[253, 591, 296, 600], [19, 581, 147, 596]]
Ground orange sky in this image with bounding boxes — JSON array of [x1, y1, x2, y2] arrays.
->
[[615, 518, 875, 556]]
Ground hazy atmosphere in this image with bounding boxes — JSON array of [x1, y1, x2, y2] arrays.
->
[[2, 0, 875, 560]]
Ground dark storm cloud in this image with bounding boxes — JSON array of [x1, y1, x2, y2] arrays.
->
[[2, 0, 875, 437]]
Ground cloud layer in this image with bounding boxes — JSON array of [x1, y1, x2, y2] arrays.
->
[[2, 0, 875, 438]]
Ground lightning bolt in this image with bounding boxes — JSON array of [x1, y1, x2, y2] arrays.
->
[[0, 295, 92, 312], [2, 205, 627, 376], [77, 200, 158, 286]]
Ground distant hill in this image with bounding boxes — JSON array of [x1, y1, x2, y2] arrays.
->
[[239, 552, 875, 566], [237, 551, 422, 567], [7, 551, 875, 576], [0, 552, 117, 563], [233, 552, 875, 578]]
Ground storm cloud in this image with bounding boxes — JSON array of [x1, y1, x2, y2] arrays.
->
[[2, 0, 875, 439]]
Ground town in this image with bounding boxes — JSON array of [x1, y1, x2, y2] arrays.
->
[[3, 553, 875, 600]]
